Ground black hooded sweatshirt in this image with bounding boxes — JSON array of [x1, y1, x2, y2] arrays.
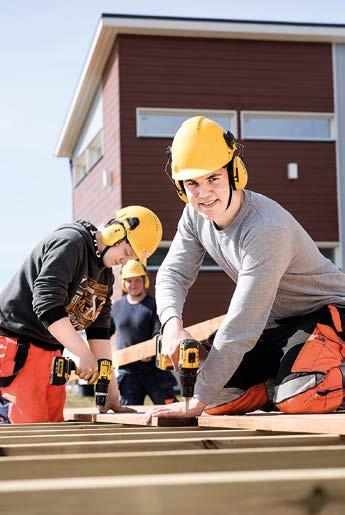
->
[[0, 221, 114, 350]]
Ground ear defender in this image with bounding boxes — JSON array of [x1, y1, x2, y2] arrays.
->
[[101, 217, 140, 247], [229, 156, 248, 191], [223, 132, 248, 191], [165, 146, 189, 203], [100, 222, 127, 247]]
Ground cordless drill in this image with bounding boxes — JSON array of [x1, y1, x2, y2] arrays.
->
[[50, 356, 113, 407], [156, 335, 200, 415]]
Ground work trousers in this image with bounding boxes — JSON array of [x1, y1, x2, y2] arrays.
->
[[0, 336, 65, 424], [117, 369, 177, 405], [205, 305, 345, 415]]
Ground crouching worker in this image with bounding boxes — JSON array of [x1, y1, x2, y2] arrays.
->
[[146, 116, 345, 422], [111, 260, 177, 406], [0, 206, 162, 423]]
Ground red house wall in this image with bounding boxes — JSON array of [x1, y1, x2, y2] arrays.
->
[[73, 34, 337, 324], [73, 41, 122, 226]]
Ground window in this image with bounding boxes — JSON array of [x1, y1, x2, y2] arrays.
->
[[241, 111, 335, 141], [147, 242, 340, 272], [317, 243, 340, 266], [147, 242, 221, 272], [72, 130, 103, 187], [136, 108, 237, 138]]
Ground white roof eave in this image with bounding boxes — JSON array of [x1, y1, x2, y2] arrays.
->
[[55, 15, 345, 158]]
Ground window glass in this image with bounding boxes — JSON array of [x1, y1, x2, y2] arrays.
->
[[242, 113, 334, 140], [137, 109, 236, 138], [318, 247, 335, 263]]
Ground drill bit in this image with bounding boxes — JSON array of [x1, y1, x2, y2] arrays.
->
[[184, 398, 189, 416]]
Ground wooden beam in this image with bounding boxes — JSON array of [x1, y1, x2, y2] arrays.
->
[[1, 469, 345, 515], [198, 412, 345, 435], [0, 425, 211, 437], [0, 429, 250, 445], [1, 445, 345, 480], [73, 411, 197, 426], [0, 433, 342, 456], [113, 314, 225, 366]]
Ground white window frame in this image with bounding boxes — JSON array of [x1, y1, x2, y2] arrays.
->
[[136, 108, 238, 138], [241, 111, 336, 141], [146, 241, 222, 272], [147, 241, 340, 272], [72, 130, 103, 187]]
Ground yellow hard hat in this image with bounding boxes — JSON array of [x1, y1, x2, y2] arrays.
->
[[107, 205, 162, 264], [121, 259, 150, 292], [171, 116, 236, 181]]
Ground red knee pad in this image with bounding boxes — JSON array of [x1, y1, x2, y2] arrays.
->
[[276, 367, 343, 414], [204, 383, 268, 415]]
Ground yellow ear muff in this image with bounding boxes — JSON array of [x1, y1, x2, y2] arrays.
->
[[231, 156, 248, 191], [100, 222, 127, 247], [174, 180, 189, 203]]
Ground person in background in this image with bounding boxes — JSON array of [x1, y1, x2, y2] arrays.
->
[[111, 259, 177, 406], [0, 205, 162, 424]]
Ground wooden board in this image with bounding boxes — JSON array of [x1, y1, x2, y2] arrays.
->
[[2, 469, 345, 515], [198, 412, 345, 435], [1, 444, 345, 480], [113, 313, 225, 366], [73, 411, 197, 426], [0, 433, 342, 457], [0, 429, 242, 445]]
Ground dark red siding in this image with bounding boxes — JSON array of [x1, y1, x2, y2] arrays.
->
[[117, 34, 336, 240], [74, 34, 337, 323], [147, 271, 235, 327]]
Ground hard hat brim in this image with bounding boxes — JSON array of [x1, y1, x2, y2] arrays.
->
[[173, 167, 223, 181]]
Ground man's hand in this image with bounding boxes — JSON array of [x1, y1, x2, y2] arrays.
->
[[161, 317, 193, 369], [97, 376, 135, 413], [76, 349, 98, 384], [144, 398, 207, 424]]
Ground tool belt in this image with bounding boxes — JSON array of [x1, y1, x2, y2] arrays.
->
[[0, 336, 30, 388]]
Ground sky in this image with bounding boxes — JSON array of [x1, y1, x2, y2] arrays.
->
[[1, 0, 345, 291]]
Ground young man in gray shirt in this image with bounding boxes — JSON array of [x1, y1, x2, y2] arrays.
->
[[146, 116, 345, 421]]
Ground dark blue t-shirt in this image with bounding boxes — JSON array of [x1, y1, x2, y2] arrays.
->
[[111, 295, 161, 374]]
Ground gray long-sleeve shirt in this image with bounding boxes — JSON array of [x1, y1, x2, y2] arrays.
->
[[155, 190, 345, 405]]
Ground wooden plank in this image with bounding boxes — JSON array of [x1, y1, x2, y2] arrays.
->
[[73, 411, 197, 426], [1, 468, 345, 515], [113, 314, 225, 366], [0, 433, 342, 456], [0, 425, 212, 436], [0, 422, 88, 430], [1, 445, 345, 480], [0, 429, 250, 445], [198, 412, 345, 435]]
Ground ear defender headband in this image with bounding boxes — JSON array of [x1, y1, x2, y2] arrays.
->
[[100, 217, 140, 247], [164, 146, 189, 203], [166, 132, 248, 204]]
